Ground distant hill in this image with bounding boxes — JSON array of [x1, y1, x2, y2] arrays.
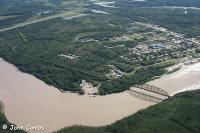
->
[[56, 89, 200, 133]]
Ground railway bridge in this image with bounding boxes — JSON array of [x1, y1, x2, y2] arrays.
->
[[127, 84, 170, 103], [134, 84, 170, 97]]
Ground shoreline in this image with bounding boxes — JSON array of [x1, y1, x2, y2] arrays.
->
[[148, 62, 200, 96], [0, 58, 153, 133], [1, 57, 200, 132]]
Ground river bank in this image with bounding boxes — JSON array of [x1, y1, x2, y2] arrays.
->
[[149, 62, 200, 96], [0, 58, 153, 133], [0, 58, 200, 133]]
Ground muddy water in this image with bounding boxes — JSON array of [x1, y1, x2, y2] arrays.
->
[[1, 57, 200, 133], [0, 58, 153, 133], [149, 63, 200, 96]]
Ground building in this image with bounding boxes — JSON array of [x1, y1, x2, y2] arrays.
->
[[149, 43, 165, 49]]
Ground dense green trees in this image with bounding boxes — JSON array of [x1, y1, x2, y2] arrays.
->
[[100, 61, 175, 94], [1, 0, 200, 94], [113, 5, 200, 37]]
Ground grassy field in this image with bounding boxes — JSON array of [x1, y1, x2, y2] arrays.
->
[[56, 89, 200, 133]]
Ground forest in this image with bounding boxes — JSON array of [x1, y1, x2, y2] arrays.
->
[[0, 0, 200, 94]]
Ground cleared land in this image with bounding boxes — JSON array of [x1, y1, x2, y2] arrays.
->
[[0, 12, 85, 32]]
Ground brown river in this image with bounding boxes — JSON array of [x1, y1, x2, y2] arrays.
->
[[0, 58, 200, 133]]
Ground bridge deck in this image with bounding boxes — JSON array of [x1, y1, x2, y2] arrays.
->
[[134, 84, 170, 97], [127, 84, 170, 103], [127, 90, 164, 103]]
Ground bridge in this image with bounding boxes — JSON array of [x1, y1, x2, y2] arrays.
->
[[127, 90, 164, 103], [134, 84, 170, 97], [127, 84, 170, 103]]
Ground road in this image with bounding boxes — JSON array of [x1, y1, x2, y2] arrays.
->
[[0, 13, 85, 32], [135, 21, 200, 45]]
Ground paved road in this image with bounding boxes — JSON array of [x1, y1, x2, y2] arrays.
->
[[0, 13, 85, 32]]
